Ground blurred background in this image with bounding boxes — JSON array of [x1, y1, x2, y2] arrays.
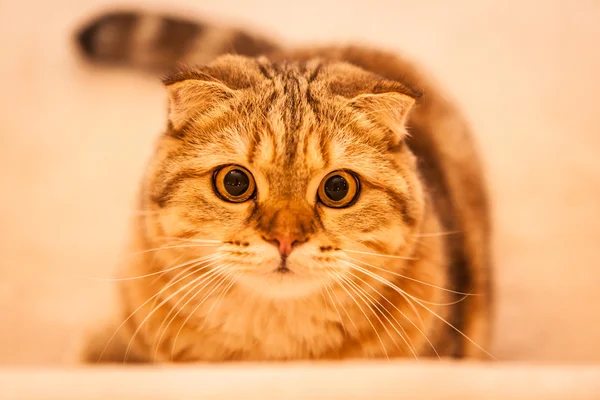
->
[[0, 0, 599, 365]]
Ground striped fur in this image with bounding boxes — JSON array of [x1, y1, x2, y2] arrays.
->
[[77, 10, 493, 363], [76, 10, 278, 71]]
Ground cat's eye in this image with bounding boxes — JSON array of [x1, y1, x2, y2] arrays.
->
[[213, 165, 256, 203], [317, 170, 360, 208]]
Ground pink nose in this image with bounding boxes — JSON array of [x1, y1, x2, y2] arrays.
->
[[263, 235, 308, 257]]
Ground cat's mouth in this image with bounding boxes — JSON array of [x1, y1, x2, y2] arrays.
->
[[274, 258, 292, 274], [237, 257, 324, 299]]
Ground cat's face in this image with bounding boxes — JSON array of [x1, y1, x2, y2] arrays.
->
[[144, 56, 425, 299]]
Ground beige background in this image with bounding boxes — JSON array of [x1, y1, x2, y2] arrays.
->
[[0, 0, 599, 365]]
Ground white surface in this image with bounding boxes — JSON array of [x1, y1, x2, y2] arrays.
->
[[2, 362, 600, 400]]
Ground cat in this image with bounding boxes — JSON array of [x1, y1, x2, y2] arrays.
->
[[75, 9, 494, 363]]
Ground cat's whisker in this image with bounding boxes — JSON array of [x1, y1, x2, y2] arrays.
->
[[329, 272, 390, 361], [339, 260, 425, 326], [204, 271, 240, 319], [153, 264, 237, 359], [173, 270, 241, 361], [338, 260, 437, 352], [156, 236, 223, 244], [337, 272, 416, 361], [324, 272, 360, 334], [128, 243, 221, 256], [319, 287, 331, 317], [346, 255, 477, 296], [340, 260, 458, 358], [410, 237, 437, 250], [339, 260, 426, 329], [413, 230, 463, 238], [86, 254, 224, 282], [149, 258, 182, 285], [96, 256, 221, 363], [417, 292, 473, 307], [149, 259, 195, 310], [336, 275, 400, 348], [148, 255, 223, 308], [152, 265, 234, 362], [148, 251, 181, 285], [406, 290, 495, 360], [339, 267, 420, 360], [319, 278, 347, 336], [124, 263, 231, 362], [150, 263, 233, 361], [341, 248, 419, 261], [170, 266, 235, 360]]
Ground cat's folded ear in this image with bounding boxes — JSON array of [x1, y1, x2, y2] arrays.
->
[[324, 63, 421, 140], [162, 56, 264, 133], [349, 88, 416, 140], [162, 69, 236, 132]]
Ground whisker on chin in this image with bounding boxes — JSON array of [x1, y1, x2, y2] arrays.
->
[[339, 260, 438, 357], [346, 255, 477, 296], [338, 260, 426, 329], [404, 289, 496, 360], [319, 288, 331, 319], [339, 260, 495, 360], [340, 268, 423, 359], [337, 272, 419, 361], [124, 263, 232, 362], [152, 265, 234, 362], [202, 271, 241, 320], [323, 273, 360, 334], [341, 248, 419, 261], [319, 279, 347, 336], [327, 272, 390, 361], [95, 257, 223, 363], [170, 267, 235, 361], [169, 271, 242, 362]]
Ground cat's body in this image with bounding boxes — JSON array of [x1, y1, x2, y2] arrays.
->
[[77, 10, 493, 363]]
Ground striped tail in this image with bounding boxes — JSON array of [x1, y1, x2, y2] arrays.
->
[[75, 9, 280, 71]]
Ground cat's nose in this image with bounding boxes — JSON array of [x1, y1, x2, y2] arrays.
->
[[262, 234, 309, 257]]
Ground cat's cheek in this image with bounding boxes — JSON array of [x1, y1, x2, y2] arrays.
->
[[187, 201, 256, 236], [375, 224, 410, 251], [313, 204, 345, 236], [314, 205, 378, 246]]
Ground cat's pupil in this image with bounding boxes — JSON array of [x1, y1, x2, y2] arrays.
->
[[224, 169, 249, 196], [324, 175, 349, 201]]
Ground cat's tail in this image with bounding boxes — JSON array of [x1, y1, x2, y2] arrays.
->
[[74, 9, 281, 71]]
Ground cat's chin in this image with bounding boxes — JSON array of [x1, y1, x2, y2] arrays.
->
[[237, 271, 322, 300]]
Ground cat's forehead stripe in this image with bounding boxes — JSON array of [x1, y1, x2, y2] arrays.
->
[[251, 72, 323, 171]]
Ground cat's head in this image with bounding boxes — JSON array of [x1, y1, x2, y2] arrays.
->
[[142, 55, 425, 299]]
